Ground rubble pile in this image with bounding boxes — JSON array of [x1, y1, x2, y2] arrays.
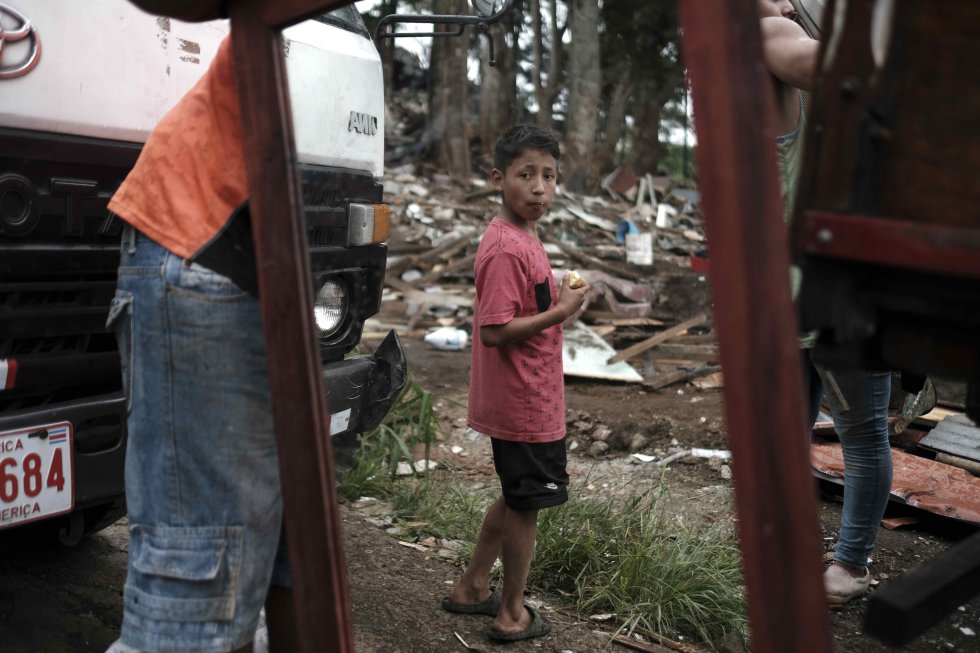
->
[[367, 161, 718, 393]]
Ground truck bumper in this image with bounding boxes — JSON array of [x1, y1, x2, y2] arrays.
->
[[0, 393, 128, 538], [322, 330, 407, 436]]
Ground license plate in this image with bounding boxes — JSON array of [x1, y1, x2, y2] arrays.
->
[[0, 421, 75, 529]]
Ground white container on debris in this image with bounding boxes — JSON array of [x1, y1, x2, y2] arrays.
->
[[625, 231, 654, 266], [656, 203, 677, 229], [424, 327, 468, 351]]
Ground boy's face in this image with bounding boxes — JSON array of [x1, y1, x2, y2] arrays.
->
[[492, 148, 558, 228]]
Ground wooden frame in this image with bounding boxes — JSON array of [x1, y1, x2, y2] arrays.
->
[[228, 1, 357, 650], [676, 1, 834, 650]]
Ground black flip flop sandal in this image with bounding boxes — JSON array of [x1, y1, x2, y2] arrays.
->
[[441, 587, 502, 616], [487, 606, 552, 642]]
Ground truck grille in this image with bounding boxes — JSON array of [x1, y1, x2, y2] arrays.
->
[[0, 272, 121, 411], [0, 129, 135, 412]]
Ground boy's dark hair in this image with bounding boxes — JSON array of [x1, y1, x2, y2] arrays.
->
[[493, 124, 560, 173]]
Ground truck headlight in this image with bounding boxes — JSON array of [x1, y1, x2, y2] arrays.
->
[[314, 279, 348, 337]]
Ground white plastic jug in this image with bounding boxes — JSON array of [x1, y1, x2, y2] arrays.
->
[[423, 327, 468, 351]]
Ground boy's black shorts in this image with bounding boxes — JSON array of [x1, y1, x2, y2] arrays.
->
[[490, 437, 569, 511]]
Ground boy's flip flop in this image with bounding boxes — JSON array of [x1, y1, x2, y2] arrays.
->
[[487, 606, 552, 642], [441, 587, 502, 616]]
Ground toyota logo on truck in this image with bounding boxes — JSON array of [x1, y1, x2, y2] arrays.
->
[[0, 3, 41, 79]]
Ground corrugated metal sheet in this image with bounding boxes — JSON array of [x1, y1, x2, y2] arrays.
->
[[918, 415, 980, 463], [811, 442, 980, 525]]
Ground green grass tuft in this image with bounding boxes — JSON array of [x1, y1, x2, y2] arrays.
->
[[337, 377, 439, 502], [533, 484, 746, 646]]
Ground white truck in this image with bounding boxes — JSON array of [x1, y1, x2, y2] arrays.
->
[[0, 0, 410, 542]]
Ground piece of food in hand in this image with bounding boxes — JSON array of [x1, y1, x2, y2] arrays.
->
[[568, 270, 586, 289]]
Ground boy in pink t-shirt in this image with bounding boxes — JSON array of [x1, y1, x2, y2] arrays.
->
[[442, 125, 590, 642]]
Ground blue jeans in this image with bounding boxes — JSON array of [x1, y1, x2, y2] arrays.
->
[[807, 362, 893, 569], [108, 230, 289, 652]]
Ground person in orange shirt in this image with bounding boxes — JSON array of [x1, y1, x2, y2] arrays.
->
[[105, 33, 297, 653]]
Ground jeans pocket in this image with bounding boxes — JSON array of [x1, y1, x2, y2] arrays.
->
[[127, 524, 244, 622], [106, 291, 134, 414], [170, 261, 248, 301]]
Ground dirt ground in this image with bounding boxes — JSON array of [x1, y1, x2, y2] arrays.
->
[[396, 330, 980, 653], [2, 263, 980, 652]]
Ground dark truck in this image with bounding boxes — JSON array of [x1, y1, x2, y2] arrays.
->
[[0, 2, 406, 543]]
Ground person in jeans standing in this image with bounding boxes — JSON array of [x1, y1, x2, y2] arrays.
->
[[105, 32, 298, 652], [758, 0, 893, 607]]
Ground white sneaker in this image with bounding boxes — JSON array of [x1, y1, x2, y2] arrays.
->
[[824, 563, 871, 608]]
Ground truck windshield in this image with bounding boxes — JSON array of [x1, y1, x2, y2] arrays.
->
[[315, 6, 370, 39]]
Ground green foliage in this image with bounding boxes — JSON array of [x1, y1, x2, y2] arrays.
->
[[391, 478, 493, 542], [389, 472, 747, 647], [337, 377, 439, 501], [600, 1, 684, 93], [658, 141, 697, 186], [532, 484, 745, 646], [598, 0, 687, 174]]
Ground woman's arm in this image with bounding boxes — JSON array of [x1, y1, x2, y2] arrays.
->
[[760, 16, 820, 92]]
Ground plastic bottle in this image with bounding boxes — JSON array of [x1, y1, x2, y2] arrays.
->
[[423, 327, 468, 351]]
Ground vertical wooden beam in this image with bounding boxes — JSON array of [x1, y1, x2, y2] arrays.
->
[[676, 2, 833, 651], [229, 5, 355, 652]]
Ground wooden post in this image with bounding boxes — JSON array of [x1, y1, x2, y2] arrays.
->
[[228, 1, 357, 650], [676, 1, 834, 651]]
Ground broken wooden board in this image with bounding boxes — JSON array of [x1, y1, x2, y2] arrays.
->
[[642, 365, 721, 391], [584, 316, 667, 327], [645, 344, 719, 362], [608, 313, 709, 364], [563, 320, 643, 383], [914, 406, 962, 428], [811, 442, 980, 525], [918, 414, 980, 463]]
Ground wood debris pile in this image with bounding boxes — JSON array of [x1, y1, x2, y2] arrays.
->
[[367, 164, 719, 391]]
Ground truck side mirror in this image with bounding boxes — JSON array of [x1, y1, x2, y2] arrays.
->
[[374, 0, 515, 66]]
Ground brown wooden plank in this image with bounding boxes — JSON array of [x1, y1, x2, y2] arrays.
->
[[803, 211, 980, 280], [607, 313, 707, 364], [672, 334, 716, 345], [551, 239, 645, 281], [229, 6, 354, 652], [386, 232, 472, 277], [677, 1, 833, 651], [645, 345, 718, 362], [642, 365, 723, 391], [867, 529, 980, 646]]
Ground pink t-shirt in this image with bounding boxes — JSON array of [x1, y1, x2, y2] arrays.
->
[[468, 218, 565, 442]]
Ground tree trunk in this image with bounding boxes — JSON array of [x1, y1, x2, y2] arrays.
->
[[631, 84, 664, 176], [562, 0, 601, 192], [427, 0, 471, 178], [530, 0, 563, 130], [594, 78, 632, 175]]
